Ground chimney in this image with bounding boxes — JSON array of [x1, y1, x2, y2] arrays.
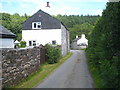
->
[[46, 2, 50, 7], [76, 35, 78, 38], [81, 34, 85, 39]]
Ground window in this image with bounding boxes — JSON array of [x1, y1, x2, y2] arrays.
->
[[29, 41, 36, 46], [29, 41, 32, 46], [32, 22, 41, 29], [52, 40, 56, 45], [34, 23, 36, 28], [33, 41, 36, 46]]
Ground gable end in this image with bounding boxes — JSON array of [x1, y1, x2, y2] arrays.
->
[[22, 10, 61, 30]]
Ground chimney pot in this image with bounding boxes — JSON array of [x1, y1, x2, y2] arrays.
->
[[76, 35, 78, 38], [46, 2, 50, 7]]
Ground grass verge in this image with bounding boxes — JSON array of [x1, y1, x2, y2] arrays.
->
[[80, 48, 86, 50], [87, 61, 101, 88], [86, 55, 102, 88], [10, 52, 73, 88]]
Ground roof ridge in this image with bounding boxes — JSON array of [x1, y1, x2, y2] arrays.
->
[[0, 25, 16, 38]]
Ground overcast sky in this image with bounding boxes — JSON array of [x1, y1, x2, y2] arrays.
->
[[0, 0, 109, 16]]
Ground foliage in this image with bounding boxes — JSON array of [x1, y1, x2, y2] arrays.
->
[[69, 22, 94, 42], [19, 41, 26, 48], [15, 43, 19, 49], [55, 14, 99, 42], [0, 13, 30, 40], [87, 2, 120, 88], [45, 44, 61, 64], [55, 14, 100, 28], [1, 12, 99, 42]]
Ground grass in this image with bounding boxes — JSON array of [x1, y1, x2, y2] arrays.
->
[[80, 48, 87, 50], [87, 61, 101, 88], [86, 55, 102, 88], [10, 52, 73, 88]]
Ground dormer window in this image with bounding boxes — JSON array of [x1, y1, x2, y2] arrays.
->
[[32, 22, 41, 29]]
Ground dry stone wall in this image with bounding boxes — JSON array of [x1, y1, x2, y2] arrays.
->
[[1, 46, 44, 88]]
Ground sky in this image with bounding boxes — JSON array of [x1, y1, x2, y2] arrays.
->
[[0, 0, 109, 16]]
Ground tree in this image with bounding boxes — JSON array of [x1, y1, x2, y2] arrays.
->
[[87, 2, 120, 88], [0, 13, 12, 30], [1, 13, 27, 40], [69, 23, 94, 42]]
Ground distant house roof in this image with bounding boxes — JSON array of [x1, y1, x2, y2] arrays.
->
[[72, 38, 80, 42], [0, 25, 16, 38], [22, 9, 62, 30]]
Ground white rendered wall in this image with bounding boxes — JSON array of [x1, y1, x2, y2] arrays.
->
[[77, 34, 88, 45], [22, 29, 62, 46], [0, 38, 15, 48]]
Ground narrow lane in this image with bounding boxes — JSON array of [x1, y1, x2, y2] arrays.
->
[[36, 50, 94, 88]]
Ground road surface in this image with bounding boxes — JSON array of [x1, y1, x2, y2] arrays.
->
[[35, 50, 94, 88]]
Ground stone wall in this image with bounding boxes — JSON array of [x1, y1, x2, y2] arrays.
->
[[71, 41, 87, 50], [61, 24, 70, 56], [1, 46, 45, 88], [0, 50, 2, 89], [71, 41, 81, 50]]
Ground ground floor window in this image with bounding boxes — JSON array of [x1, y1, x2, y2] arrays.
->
[[29, 40, 36, 46], [29, 41, 32, 46], [33, 41, 36, 46]]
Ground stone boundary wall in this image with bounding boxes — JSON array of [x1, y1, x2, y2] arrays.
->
[[0, 50, 2, 89], [1, 46, 45, 88]]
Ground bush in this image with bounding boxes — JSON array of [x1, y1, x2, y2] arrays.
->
[[87, 2, 120, 88], [45, 44, 61, 64], [19, 41, 26, 48]]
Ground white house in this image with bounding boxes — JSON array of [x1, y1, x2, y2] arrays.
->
[[71, 34, 88, 49], [0, 25, 16, 48], [22, 9, 70, 56], [77, 34, 88, 46]]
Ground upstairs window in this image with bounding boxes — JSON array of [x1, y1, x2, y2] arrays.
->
[[32, 22, 41, 29], [52, 40, 56, 45]]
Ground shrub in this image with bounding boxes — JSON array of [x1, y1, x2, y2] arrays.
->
[[87, 2, 120, 88], [45, 44, 61, 64], [19, 41, 26, 48]]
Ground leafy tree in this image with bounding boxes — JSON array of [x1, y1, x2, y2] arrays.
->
[[1, 12, 99, 42], [0, 13, 12, 30], [1, 13, 27, 40], [87, 2, 120, 88], [69, 22, 94, 42], [55, 14, 99, 41]]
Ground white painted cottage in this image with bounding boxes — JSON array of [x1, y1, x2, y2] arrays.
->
[[77, 34, 88, 46], [22, 9, 70, 56], [71, 34, 88, 49], [0, 25, 16, 48]]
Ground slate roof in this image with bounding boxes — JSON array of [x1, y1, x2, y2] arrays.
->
[[72, 38, 81, 42], [0, 25, 16, 38], [22, 9, 62, 30]]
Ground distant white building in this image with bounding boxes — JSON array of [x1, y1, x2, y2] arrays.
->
[[22, 9, 70, 56], [71, 34, 88, 49], [77, 34, 88, 46], [0, 25, 16, 48]]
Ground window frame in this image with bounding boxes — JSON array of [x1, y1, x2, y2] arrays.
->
[[32, 22, 41, 29], [29, 41, 32, 46], [29, 40, 36, 46], [52, 40, 56, 45]]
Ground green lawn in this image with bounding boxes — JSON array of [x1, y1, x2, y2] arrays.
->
[[11, 52, 73, 88]]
